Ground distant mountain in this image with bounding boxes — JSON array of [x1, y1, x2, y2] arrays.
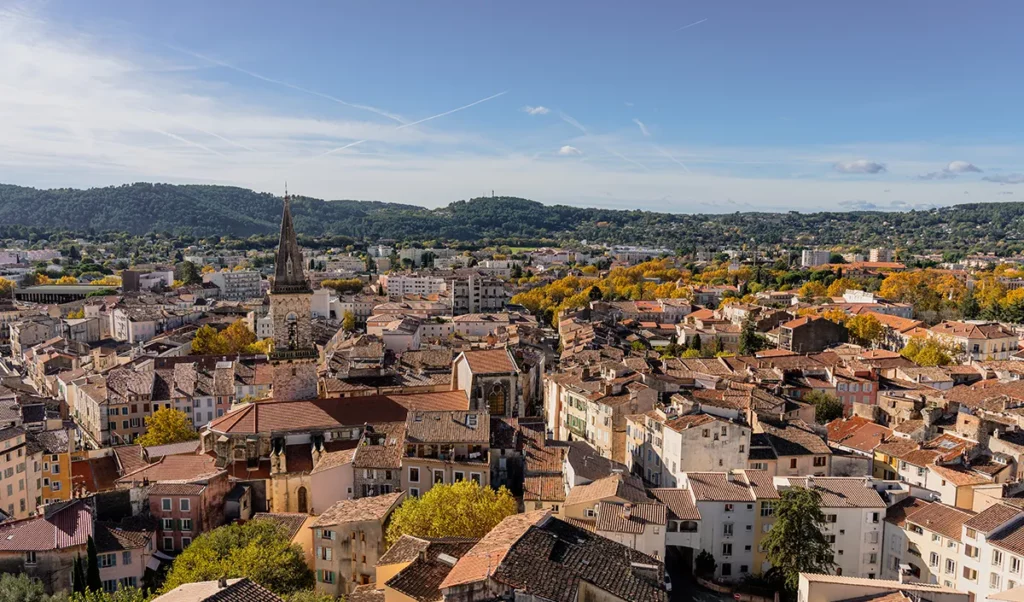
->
[[2, 182, 1024, 251]]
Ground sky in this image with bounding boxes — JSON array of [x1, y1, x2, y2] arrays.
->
[[2, 0, 1024, 213]]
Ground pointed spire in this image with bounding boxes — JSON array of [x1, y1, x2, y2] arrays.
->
[[272, 190, 310, 294]]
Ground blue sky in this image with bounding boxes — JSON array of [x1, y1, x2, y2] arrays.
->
[[2, 0, 1023, 212]]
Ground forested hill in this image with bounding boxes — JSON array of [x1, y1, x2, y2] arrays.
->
[[2, 182, 1024, 251]]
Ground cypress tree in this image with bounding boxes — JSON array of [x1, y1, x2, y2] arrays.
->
[[86, 535, 102, 591], [73, 554, 86, 594]]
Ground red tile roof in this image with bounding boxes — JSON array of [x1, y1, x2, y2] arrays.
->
[[439, 510, 551, 589], [208, 391, 469, 435], [116, 453, 222, 485], [0, 500, 93, 551], [459, 348, 518, 374]]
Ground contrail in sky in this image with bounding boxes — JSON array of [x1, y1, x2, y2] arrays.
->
[[168, 45, 408, 124], [313, 90, 509, 159], [146, 108, 258, 153], [672, 18, 708, 33], [656, 145, 691, 173], [560, 111, 646, 170], [150, 127, 224, 157]]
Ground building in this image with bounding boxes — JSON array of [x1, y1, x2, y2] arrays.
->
[[401, 410, 490, 498], [269, 195, 319, 402], [870, 249, 895, 263], [450, 273, 507, 314], [310, 491, 406, 597], [627, 410, 751, 487], [777, 476, 886, 579], [352, 422, 404, 498], [0, 499, 92, 593], [798, 573, 969, 602], [930, 321, 1019, 361], [0, 426, 42, 519], [379, 274, 446, 297], [202, 270, 262, 301], [148, 478, 231, 554], [780, 316, 846, 353], [894, 501, 973, 587], [369, 535, 476, 602], [452, 348, 522, 418], [803, 250, 833, 268], [94, 517, 157, 593], [958, 503, 1024, 601]]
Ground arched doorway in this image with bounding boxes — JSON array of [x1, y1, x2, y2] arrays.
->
[[297, 486, 308, 513]]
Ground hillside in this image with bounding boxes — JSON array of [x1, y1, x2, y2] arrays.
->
[[2, 183, 1024, 251]]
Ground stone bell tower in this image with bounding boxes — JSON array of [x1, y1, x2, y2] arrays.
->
[[269, 192, 318, 401]]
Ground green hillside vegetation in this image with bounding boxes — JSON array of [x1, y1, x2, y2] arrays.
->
[[3, 182, 1024, 253]]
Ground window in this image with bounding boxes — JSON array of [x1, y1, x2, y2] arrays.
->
[[122, 551, 132, 566], [963, 567, 977, 581], [180, 498, 190, 512], [932, 534, 941, 542], [410, 488, 419, 497], [409, 467, 419, 482], [994, 550, 1004, 567], [51, 481, 60, 492], [1013, 557, 1022, 574], [322, 570, 335, 584], [991, 573, 1002, 589], [722, 543, 733, 557], [97, 553, 116, 568], [790, 458, 798, 469], [433, 470, 444, 484], [51, 463, 59, 475], [584, 508, 596, 518], [725, 503, 734, 512], [180, 519, 192, 532], [102, 580, 118, 594], [825, 514, 837, 523], [322, 529, 335, 540], [966, 544, 979, 559], [760, 502, 776, 517], [929, 553, 939, 567], [966, 528, 977, 539], [946, 559, 956, 574], [722, 563, 732, 576], [870, 512, 880, 523], [317, 546, 333, 561], [813, 456, 826, 467], [454, 471, 465, 482], [161, 498, 172, 511], [723, 523, 733, 537], [25, 551, 36, 566], [162, 518, 174, 530], [182, 537, 191, 548], [162, 535, 174, 550], [470, 473, 482, 484], [702, 429, 710, 438]]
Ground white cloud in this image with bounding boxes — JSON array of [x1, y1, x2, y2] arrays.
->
[[946, 160, 982, 173], [558, 145, 582, 156], [984, 174, 1024, 185], [633, 119, 650, 137], [522, 105, 550, 116], [834, 159, 887, 174]]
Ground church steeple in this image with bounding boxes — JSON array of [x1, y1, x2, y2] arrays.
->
[[272, 192, 310, 294]]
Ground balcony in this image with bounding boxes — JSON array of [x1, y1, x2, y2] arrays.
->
[[404, 444, 488, 464]]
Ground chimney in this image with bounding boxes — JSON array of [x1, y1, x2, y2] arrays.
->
[[726, 472, 736, 483], [218, 576, 228, 589], [622, 503, 633, 519]]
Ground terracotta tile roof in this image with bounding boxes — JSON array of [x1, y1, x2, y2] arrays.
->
[[94, 516, 157, 552], [827, 417, 893, 454], [154, 578, 283, 602], [144, 440, 201, 458], [310, 446, 357, 475], [687, 472, 756, 502], [406, 410, 489, 445], [112, 445, 147, 476], [0, 500, 93, 551], [929, 464, 991, 487], [595, 501, 667, 534], [874, 438, 921, 460], [784, 477, 886, 508], [522, 428, 566, 475], [251, 513, 310, 541], [460, 348, 518, 374], [906, 503, 975, 542], [352, 422, 406, 468], [885, 497, 932, 528], [490, 517, 667, 602], [648, 488, 700, 520], [743, 469, 781, 499], [987, 519, 1024, 557], [931, 321, 1015, 340], [799, 573, 961, 593], [663, 413, 717, 432], [564, 473, 649, 507], [439, 510, 551, 589], [524, 475, 566, 502], [346, 585, 384, 602], [384, 538, 477, 602], [757, 420, 831, 457], [208, 391, 468, 435], [564, 517, 597, 532], [149, 482, 207, 496], [116, 453, 223, 486], [310, 491, 405, 527], [378, 535, 478, 565], [964, 503, 1024, 533]]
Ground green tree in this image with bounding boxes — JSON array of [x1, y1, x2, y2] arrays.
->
[[176, 261, 202, 286], [386, 481, 517, 546], [806, 390, 844, 424], [136, 408, 199, 447], [342, 311, 356, 331], [688, 333, 701, 351], [0, 573, 68, 602], [714, 336, 725, 354], [763, 487, 836, 591], [738, 315, 765, 355], [162, 521, 313, 595], [630, 340, 646, 353], [694, 549, 717, 578], [73, 555, 86, 594], [959, 288, 980, 320], [69, 587, 148, 602], [680, 348, 701, 358], [282, 591, 338, 602], [86, 536, 102, 592], [587, 285, 603, 301]]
